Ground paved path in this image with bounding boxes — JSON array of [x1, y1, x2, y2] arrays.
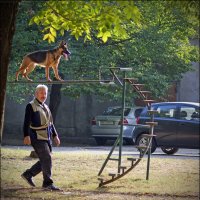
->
[[2, 145, 199, 159]]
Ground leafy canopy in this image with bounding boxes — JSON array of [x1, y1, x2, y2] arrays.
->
[[7, 1, 199, 104], [30, 0, 141, 43]]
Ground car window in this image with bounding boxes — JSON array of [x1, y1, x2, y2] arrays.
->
[[180, 106, 199, 121], [134, 108, 143, 117], [102, 108, 131, 116], [155, 105, 176, 118]]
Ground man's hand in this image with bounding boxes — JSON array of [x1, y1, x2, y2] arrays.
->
[[24, 136, 31, 145], [54, 136, 60, 146]]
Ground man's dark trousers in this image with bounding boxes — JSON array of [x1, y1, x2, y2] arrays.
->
[[24, 140, 53, 187]]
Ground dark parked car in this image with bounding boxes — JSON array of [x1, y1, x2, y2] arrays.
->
[[91, 106, 143, 145], [131, 102, 200, 154]]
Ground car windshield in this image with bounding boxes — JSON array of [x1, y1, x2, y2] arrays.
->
[[102, 107, 131, 116]]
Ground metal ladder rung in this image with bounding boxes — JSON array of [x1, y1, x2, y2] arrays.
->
[[127, 158, 137, 161], [139, 91, 151, 93], [127, 158, 137, 166], [109, 158, 119, 161], [145, 122, 158, 126], [108, 173, 116, 179], [119, 166, 127, 173], [147, 110, 158, 114], [135, 145, 148, 149], [100, 81, 115, 85], [132, 83, 145, 86], [124, 78, 138, 81], [143, 100, 155, 102], [142, 134, 156, 137], [119, 68, 133, 72]]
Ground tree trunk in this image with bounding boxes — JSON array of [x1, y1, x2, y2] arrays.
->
[[0, 1, 20, 141], [49, 74, 64, 121]]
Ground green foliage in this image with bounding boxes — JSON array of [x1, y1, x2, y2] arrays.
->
[[7, 2, 53, 103], [7, 0, 199, 104], [30, 0, 141, 43]]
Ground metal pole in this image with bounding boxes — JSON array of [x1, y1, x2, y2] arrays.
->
[[146, 108, 154, 180], [98, 137, 119, 176], [146, 141, 151, 180], [7, 79, 114, 84], [118, 71, 126, 173]]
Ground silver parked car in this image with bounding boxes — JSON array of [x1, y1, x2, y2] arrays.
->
[[91, 106, 143, 145]]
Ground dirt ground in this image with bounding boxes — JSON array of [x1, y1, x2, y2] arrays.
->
[[1, 187, 199, 200], [1, 146, 199, 200]]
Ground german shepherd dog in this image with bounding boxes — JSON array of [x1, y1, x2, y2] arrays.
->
[[16, 41, 71, 81]]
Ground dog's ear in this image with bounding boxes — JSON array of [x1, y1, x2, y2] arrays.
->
[[59, 40, 66, 47]]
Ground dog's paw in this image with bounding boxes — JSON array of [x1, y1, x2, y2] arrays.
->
[[55, 77, 63, 81]]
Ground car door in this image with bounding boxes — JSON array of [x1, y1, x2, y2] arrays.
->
[[177, 104, 200, 148], [153, 104, 178, 147]]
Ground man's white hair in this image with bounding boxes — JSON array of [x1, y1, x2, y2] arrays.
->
[[35, 84, 48, 93]]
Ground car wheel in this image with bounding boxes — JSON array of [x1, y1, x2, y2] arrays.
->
[[136, 134, 156, 154], [95, 138, 107, 146], [161, 147, 179, 155]]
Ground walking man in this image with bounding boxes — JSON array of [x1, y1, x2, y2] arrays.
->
[[21, 84, 61, 191]]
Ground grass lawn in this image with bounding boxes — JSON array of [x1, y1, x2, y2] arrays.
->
[[1, 146, 199, 200]]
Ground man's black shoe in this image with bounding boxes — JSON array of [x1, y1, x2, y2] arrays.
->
[[43, 184, 61, 191], [21, 172, 36, 187]]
